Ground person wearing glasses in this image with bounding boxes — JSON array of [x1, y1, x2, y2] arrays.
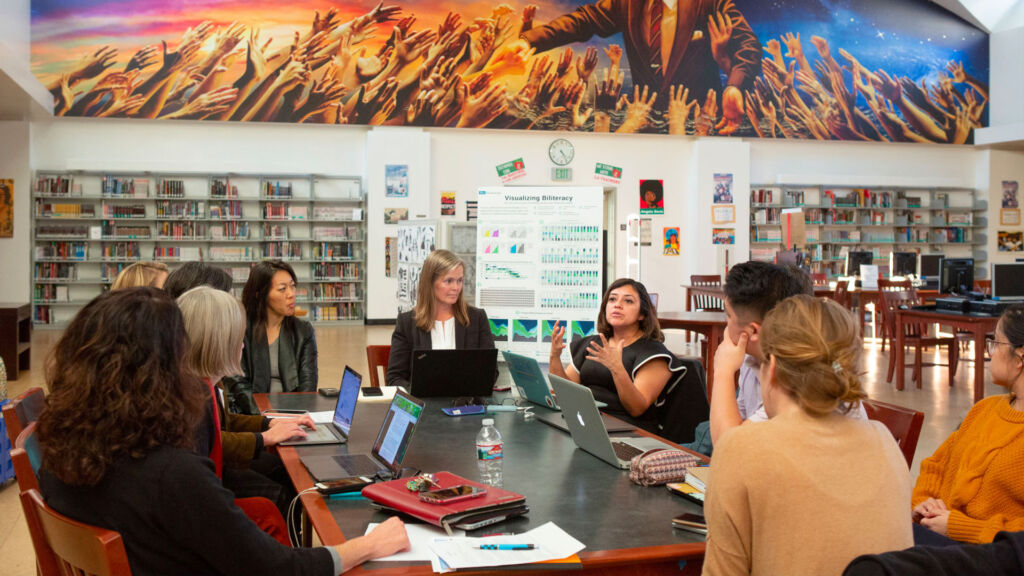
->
[[910, 304, 1024, 546]]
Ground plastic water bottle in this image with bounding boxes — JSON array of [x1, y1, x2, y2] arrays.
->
[[476, 418, 503, 487]]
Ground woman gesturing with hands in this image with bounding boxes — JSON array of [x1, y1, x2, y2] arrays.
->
[[549, 278, 684, 432]]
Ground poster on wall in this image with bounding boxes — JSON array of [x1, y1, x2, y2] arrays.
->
[[0, 179, 12, 238], [496, 159, 526, 183], [1001, 209, 1021, 226], [595, 163, 622, 185], [396, 220, 437, 312], [714, 174, 734, 204], [385, 236, 397, 277], [712, 205, 736, 225], [476, 187, 603, 362], [1003, 181, 1020, 209], [385, 165, 409, 198], [384, 207, 409, 224], [30, 1, 988, 143], [998, 231, 1023, 252], [441, 191, 456, 216], [466, 201, 478, 221], [713, 228, 736, 245], [640, 180, 664, 215], [663, 228, 680, 256]]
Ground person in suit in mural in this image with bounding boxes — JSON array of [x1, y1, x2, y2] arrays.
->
[[516, 0, 762, 134]]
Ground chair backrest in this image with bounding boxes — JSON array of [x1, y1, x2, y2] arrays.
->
[[13, 421, 42, 493], [810, 273, 828, 287], [974, 279, 991, 296], [831, 279, 851, 309], [3, 386, 46, 446], [862, 399, 925, 468], [365, 345, 391, 388], [879, 290, 924, 339], [655, 357, 710, 444], [21, 489, 132, 576], [689, 275, 723, 311], [878, 278, 913, 292]]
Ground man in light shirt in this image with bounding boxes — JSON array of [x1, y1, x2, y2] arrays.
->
[[710, 262, 867, 445]]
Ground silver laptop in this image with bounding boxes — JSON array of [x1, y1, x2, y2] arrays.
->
[[280, 366, 361, 446], [502, 350, 561, 410], [549, 374, 672, 470], [300, 389, 425, 481]]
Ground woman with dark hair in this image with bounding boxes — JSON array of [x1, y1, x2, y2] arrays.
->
[[37, 288, 409, 575], [164, 261, 234, 298], [549, 278, 684, 431], [386, 249, 495, 388], [910, 304, 1024, 546], [234, 260, 318, 414]]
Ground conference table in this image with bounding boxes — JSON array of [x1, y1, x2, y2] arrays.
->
[[656, 311, 727, 394], [256, 392, 709, 575], [895, 308, 999, 403]]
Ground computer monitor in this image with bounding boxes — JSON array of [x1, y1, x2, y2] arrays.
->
[[939, 258, 974, 295], [845, 251, 874, 276], [920, 254, 944, 279], [890, 252, 917, 277], [776, 250, 800, 267], [992, 263, 1024, 300]]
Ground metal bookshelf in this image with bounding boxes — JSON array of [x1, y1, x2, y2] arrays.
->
[[31, 171, 366, 327]]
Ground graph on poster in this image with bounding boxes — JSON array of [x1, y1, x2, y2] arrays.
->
[[476, 187, 604, 362]]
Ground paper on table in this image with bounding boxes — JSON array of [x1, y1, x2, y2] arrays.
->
[[428, 522, 585, 570], [310, 411, 334, 424], [363, 523, 465, 562]]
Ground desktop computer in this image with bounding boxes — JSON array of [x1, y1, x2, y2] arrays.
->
[[939, 258, 974, 296], [919, 254, 944, 289], [992, 263, 1024, 301], [890, 251, 917, 278]]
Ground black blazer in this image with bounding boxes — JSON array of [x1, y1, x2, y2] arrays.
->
[[386, 306, 496, 388], [233, 317, 318, 415]]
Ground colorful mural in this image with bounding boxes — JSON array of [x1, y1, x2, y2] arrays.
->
[[31, 0, 988, 142]]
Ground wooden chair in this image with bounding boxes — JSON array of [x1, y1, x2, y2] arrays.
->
[[3, 386, 46, 446], [863, 399, 925, 468], [810, 273, 828, 287], [879, 290, 958, 386], [654, 357, 709, 444], [365, 345, 391, 388], [688, 275, 723, 311], [13, 422, 42, 493], [875, 279, 914, 350], [21, 489, 131, 576], [831, 278, 851, 310]]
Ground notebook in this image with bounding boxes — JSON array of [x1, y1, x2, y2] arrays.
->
[[300, 389, 425, 481], [280, 366, 361, 446]]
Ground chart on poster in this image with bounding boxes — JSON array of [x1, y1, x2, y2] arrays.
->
[[476, 187, 604, 362]]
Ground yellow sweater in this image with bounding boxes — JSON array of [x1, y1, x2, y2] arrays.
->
[[703, 410, 912, 576], [913, 394, 1024, 544]]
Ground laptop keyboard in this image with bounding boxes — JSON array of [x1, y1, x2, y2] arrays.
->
[[612, 441, 644, 462], [332, 455, 382, 477]]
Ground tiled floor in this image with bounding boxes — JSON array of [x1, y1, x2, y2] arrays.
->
[[0, 325, 1001, 575]]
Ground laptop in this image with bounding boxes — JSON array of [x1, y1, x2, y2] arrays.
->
[[536, 373, 636, 433], [411, 348, 498, 398], [502, 350, 561, 410], [280, 366, 362, 446], [301, 388, 425, 481], [549, 375, 673, 470]]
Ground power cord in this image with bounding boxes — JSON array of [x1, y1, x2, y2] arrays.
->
[[287, 487, 319, 547]]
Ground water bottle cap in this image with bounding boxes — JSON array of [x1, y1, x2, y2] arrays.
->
[[482, 418, 494, 426]]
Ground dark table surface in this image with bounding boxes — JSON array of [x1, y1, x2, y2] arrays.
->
[[267, 392, 706, 558]]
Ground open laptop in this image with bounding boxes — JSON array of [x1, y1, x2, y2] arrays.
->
[[300, 389, 425, 481], [280, 366, 362, 446], [502, 350, 561, 410], [536, 373, 636, 433], [411, 348, 498, 398], [549, 375, 673, 469]]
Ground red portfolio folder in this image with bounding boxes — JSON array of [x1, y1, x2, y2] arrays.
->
[[363, 471, 527, 533]]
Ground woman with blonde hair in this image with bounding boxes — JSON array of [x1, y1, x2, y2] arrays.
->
[[110, 260, 169, 290], [703, 295, 912, 576], [386, 249, 495, 388]]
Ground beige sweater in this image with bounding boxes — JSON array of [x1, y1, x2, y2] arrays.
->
[[703, 409, 913, 576]]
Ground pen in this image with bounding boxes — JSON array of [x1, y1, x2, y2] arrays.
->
[[479, 544, 535, 550], [327, 493, 366, 500]]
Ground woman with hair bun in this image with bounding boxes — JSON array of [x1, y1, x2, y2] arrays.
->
[[703, 294, 912, 576]]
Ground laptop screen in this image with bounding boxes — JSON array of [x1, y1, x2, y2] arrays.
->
[[333, 367, 362, 436], [372, 391, 424, 470]]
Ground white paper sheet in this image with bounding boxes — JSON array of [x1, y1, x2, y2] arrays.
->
[[427, 522, 585, 570], [363, 523, 465, 562], [310, 411, 334, 424]]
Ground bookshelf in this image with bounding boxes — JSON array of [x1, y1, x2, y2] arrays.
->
[[31, 171, 366, 327], [750, 185, 987, 279]]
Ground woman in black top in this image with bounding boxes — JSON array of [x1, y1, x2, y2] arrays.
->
[[549, 278, 684, 431], [234, 260, 319, 414], [386, 249, 495, 388], [36, 287, 408, 576]]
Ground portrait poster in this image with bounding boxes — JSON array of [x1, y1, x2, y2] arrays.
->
[[384, 207, 408, 224], [1003, 181, 1020, 209], [714, 174, 734, 204], [640, 180, 664, 215], [712, 205, 736, 225], [0, 179, 12, 238], [385, 165, 409, 198], [713, 228, 736, 245], [663, 227, 680, 255], [998, 231, 1023, 252], [1001, 209, 1020, 226], [441, 191, 456, 216]]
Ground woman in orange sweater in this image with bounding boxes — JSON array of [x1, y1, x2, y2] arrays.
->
[[913, 304, 1024, 545]]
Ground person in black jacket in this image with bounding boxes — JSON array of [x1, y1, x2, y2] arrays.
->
[[386, 249, 495, 389], [36, 287, 409, 576], [234, 260, 318, 414], [844, 530, 1024, 576]]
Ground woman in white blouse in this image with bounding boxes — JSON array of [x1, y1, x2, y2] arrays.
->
[[386, 250, 495, 389]]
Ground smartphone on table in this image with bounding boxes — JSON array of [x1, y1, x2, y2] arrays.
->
[[418, 485, 488, 504], [671, 513, 707, 536], [315, 476, 374, 495]]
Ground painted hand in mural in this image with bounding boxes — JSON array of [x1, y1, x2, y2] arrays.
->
[[125, 45, 159, 73], [693, 88, 717, 136], [743, 91, 765, 138], [594, 68, 624, 113], [763, 39, 785, 73], [199, 21, 247, 76], [160, 86, 239, 120], [569, 86, 593, 129], [575, 47, 598, 83], [603, 44, 623, 77], [708, 12, 736, 74], [456, 80, 508, 128], [667, 85, 697, 136], [68, 46, 119, 84], [615, 85, 657, 134], [520, 5, 537, 33], [556, 47, 574, 77], [355, 46, 391, 82], [520, 55, 552, 102], [292, 73, 348, 122], [349, 77, 398, 124], [483, 42, 535, 79], [97, 94, 146, 118], [715, 86, 745, 135]]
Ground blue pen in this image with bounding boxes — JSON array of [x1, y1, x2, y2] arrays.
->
[[327, 492, 366, 500], [479, 544, 535, 550]]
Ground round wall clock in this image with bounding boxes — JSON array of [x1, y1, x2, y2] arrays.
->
[[548, 138, 574, 166]]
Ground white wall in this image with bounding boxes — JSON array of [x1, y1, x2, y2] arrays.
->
[[687, 139, 750, 283], [980, 148, 1024, 266], [0, 0, 30, 70], [0, 120, 32, 302], [989, 25, 1024, 128]]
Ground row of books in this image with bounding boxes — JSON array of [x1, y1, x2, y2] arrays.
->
[[211, 222, 250, 239], [209, 201, 243, 219], [154, 246, 202, 260], [103, 223, 151, 238], [37, 224, 89, 238], [35, 176, 73, 196], [34, 284, 70, 302], [312, 242, 358, 260], [262, 223, 287, 239], [209, 246, 256, 261], [103, 177, 147, 197], [156, 222, 204, 238], [159, 180, 186, 198], [35, 263, 77, 279], [35, 201, 96, 218], [263, 242, 302, 259], [313, 262, 361, 278], [264, 203, 308, 219], [312, 225, 360, 241], [102, 263, 129, 279], [156, 200, 204, 218], [102, 242, 141, 259], [264, 181, 294, 198], [312, 206, 361, 220], [751, 188, 775, 204], [210, 180, 239, 198], [309, 284, 360, 299], [824, 188, 894, 208], [309, 302, 361, 321], [36, 242, 88, 260], [102, 204, 146, 218]]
